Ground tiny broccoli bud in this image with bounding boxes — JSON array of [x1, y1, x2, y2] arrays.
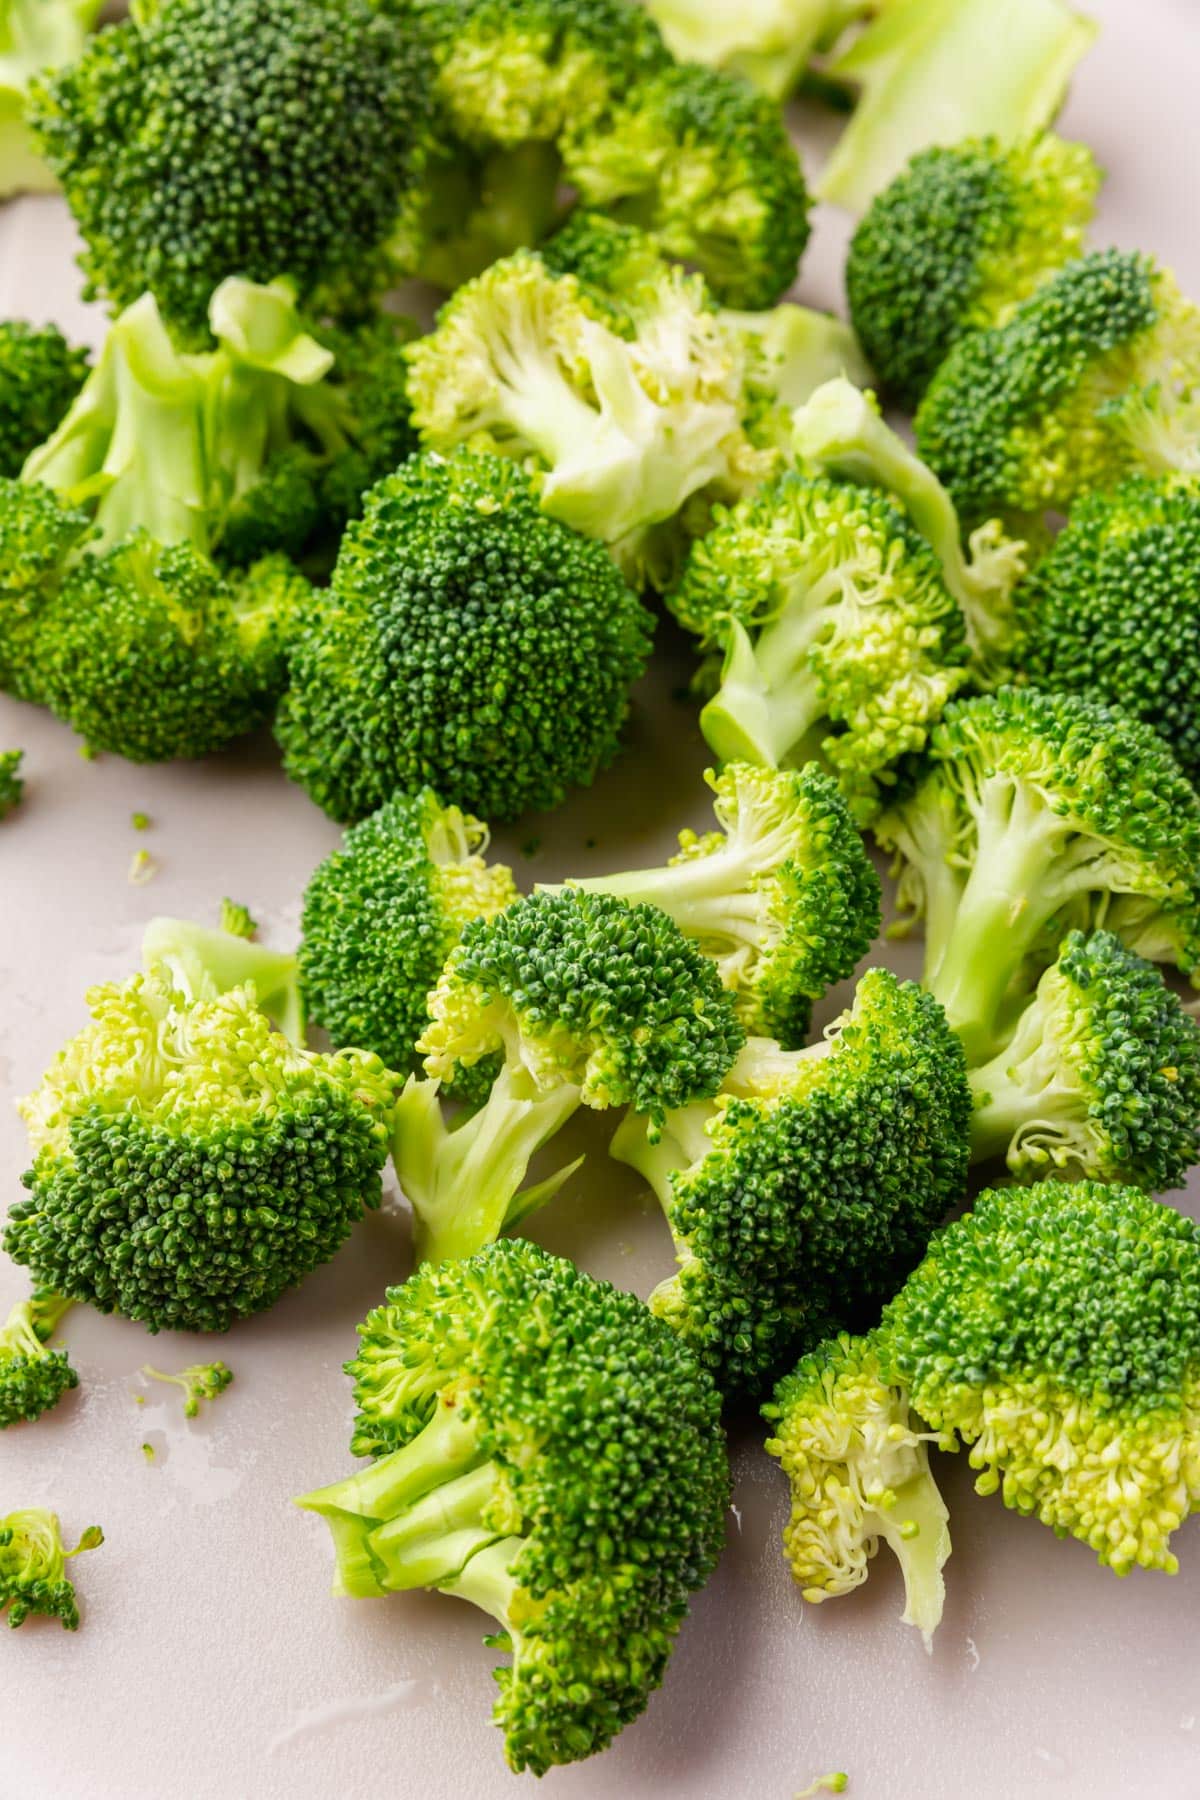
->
[[142, 1361, 233, 1419], [219, 898, 257, 941], [130, 811, 150, 832]]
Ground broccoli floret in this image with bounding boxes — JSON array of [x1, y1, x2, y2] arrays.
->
[[0, 1289, 76, 1427], [4, 919, 398, 1332], [0, 0, 102, 196], [0, 746, 22, 818], [561, 60, 811, 310], [30, 0, 432, 348], [276, 450, 654, 825], [0, 1511, 102, 1629], [0, 320, 88, 478], [847, 134, 1102, 409], [640, 0, 876, 100], [541, 763, 880, 1044], [0, 480, 92, 697], [1011, 475, 1200, 782], [613, 968, 971, 1395], [219, 898, 257, 941], [393, 889, 744, 1265], [297, 1238, 729, 1775], [406, 250, 773, 588], [142, 1360, 233, 1418], [669, 471, 969, 820], [874, 688, 1200, 1065], [790, 378, 1029, 677], [914, 251, 1200, 529], [816, 0, 1098, 213], [967, 929, 1200, 1191], [300, 788, 519, 1077]]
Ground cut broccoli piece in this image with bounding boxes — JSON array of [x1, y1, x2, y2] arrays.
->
[[0, 480, 92, 698], [541, 763, 880, 1044], [915, 250, 1200, 529], [847, 134, 1102, 409], [142, 1360, 232, 1418], [393, 888, 744, 1265], [562, 60, 811, 310], [139, 914, 306, 1044], [0, 1510, 102, 1629], [4, 918, 398, 1332], [0, 746, 22, 818], [0, 320, 89, 479], [219, 898, 257, 941], [817, 0, 1097, 213], [300, 789, 519, 1079], [297, 1238, 729, 1774], [1011, 475, 1200, 782], [874, 688, 1200, 1064], [669, 470, 969, 820], [0, 0, 102, 196], [967, 929, 1200, 1192], [613, 968, 971, 1395], [30, 0, 433, 347], [276, 450, 654, 824], [0, 1289, 76, 1427], [640, 0, 877, 100]]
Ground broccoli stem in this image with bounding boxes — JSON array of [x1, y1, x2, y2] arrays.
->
[[871, 1462, 952, 1650], [438, 1534, 525, 1630], [965, 1004, 1080, 1170], [559, 829, 787, 951], [610, 1100, 716, 1217], [141, 917, 305, 1043], [701, 615, 830, 770]]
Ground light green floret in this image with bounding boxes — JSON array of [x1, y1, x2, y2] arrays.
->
[[298, 1239, 729, 1776], [142, 1360, 233, 1418], [393, 889, 744, 1267], [0, 0, 103, 197], [0, 1509, 102, 1629], [542, 763, 880, 1045], [0, 746, 22, 818], [875, 688, 1200, 1064], [641, 0, 876, 100], [0, 1289, 76, 1427], [670, 470, 970, 819], [967, 929, 1200, 1192]]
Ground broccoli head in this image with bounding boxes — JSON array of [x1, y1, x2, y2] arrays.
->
[[0, 319, 88, 478], [876, 687, 1200, 1062], [300, 788, 519, 1077], [1011, 474, 1200, 782], [4, 919, 399, 1332], [0, 1289, 76, 1427], [393, 888, 744, 1266], [0, 1510, 102, 1629], [968, 929, 1200, 1191], [915, 250, 1200, 528], [541, 763, 880, 1044], [613, 968, 972, 1395], [0, 746, 22, 818], [0, 0, 103, 196], [847, 134, 1102, 409], [669, 471, 969, 820], [276, 450, 654, 824], [142, 1360, 233, 1418], [30, 0, 433, 347], [297, 1238, 729, 1775]]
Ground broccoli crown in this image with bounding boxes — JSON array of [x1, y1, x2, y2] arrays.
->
[[27, 535, 310, 762], [0, 478, 92, 697], [847, 134, 1102, 410], [300, 788, 519, 1075], [0, 1510, 102, 1630], [142, 1359, 233, 1418], [562, 60, 811, 311], [30, 0, 432, 347], [275, 449, 654, 824], [421, 888, 744, 1123], [881, 1179, 1200, 1575], [876, 687, 1200, 1059], [670, 470, 969, 820], [0, 1290, 77, 1427], [0, 320, 88, 478], [968, 929, 1200, 1191], [1013, 474, 1200, 783], [5, 965, 399, 1332], [914, 251, 1200, 525], [550, 762, 881, 1045], [638, 969, 971, 1394], [0, 746, 23, 819], [299, 1237, 729, 1775]]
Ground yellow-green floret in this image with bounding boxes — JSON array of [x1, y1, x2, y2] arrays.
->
[[0, 1289, 76, 1427], [297, 1238, 729, 1776], [0, 1510, 102, 1629]]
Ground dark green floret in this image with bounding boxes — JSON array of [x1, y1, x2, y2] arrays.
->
[[613, 967, 972, 1395], [4, 919, 399, 1332], [0, 1290, 76, 1427], [541, 763, 881, 1045], [0, 1511, 103, 1629], [1011, 475, 1200, 782], [393, 888, 745, 1266], [300, 788, 519, 1076], [967, 929, 1200, 1191], [847, 134, 1101, 409], [276, 450, 654, 824], [875, 687, 1200, 1062], [30, 0, 433, 347], [298, 1238, 729, 1775], [0, 480, 92, 697], [0, 320, 88, 477], [0, 747, 23, 818]]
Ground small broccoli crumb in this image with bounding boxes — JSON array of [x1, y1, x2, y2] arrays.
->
[[797, 1777, 849, 1798], [141, 1442, 155, 1463], [130, 812, 150, 831], [142, 1361, 233, 1419], [219, 898, 257, 940], [127, 849, 157, 886]]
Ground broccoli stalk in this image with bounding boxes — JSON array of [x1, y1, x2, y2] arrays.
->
[[0, 1510, 103, 1629], [641, 0, 876, 100], [0, 1289, 77, 1426]]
